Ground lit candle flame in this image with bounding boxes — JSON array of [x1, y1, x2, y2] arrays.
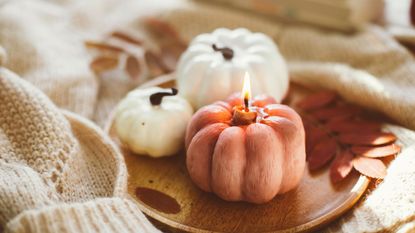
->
[[242, 73, 251, 111]]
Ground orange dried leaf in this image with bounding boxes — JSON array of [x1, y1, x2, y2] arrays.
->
[[326, 120, 381, 133], [85, 41, 124, 53], [145, 51, 165, 77], [144, 18, 180, 40], [326, 114, 355, 126], [111, 31, 143, 45], [90, 56, 119, 73], [306, 125, 328, 154], [126, 56, 141, 80], [297, 91, 337, 111], [353, 156, 387, 179], [299, 89, 402, 177], [311, 104, 361, 121], [308, 137, 338, 170], [338, 132, 396, 146], [361, 111, 395, 124], [351, 144, 401, 158], [330, 150, 354, 183], [301, 114, 319, 127], [160, 45, 185, 72]]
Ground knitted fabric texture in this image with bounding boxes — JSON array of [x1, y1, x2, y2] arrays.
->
[[0, 68, 159, 233], [1, 0, 415, 232]]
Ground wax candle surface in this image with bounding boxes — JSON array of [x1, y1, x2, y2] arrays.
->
[[185, 94, 306, 204]]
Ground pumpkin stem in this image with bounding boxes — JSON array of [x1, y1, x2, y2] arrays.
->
[[212, 44, 234, 61], [150, 88, 178, 106]]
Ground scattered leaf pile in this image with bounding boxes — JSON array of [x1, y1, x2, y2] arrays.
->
[[297, 91, 401, 183], [85, 18, 187, 81]]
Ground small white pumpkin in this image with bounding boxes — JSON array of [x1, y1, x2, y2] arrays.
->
[[177, 28, 289, 109], [115, 87, 193, 157]]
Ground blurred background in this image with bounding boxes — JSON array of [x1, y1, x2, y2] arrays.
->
[[196, 0, 415, 46]]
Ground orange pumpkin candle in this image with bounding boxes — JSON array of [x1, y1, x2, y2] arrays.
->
[[232, 74, 257, 125], [185, 74, 306, 204]]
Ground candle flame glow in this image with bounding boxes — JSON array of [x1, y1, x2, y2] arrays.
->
[[242, 73, 251, 111]]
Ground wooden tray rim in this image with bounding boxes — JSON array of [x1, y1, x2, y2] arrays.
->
[[127, 175, 368, 233]]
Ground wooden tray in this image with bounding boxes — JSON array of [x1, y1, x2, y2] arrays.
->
[[106, 75, 369, 233]]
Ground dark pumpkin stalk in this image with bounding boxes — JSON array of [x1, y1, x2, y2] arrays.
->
[[212, 44, 234, 61], [150, 88, 178, 106]]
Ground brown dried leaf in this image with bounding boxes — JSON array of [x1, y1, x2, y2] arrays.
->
[[298, 89, 401, 178], [301, 114, 318, 127], [326, 120, 381, 133], [111, 31, 143, 45], [126, 55, 141, 80], [361, 110, 396, 124], [330, 150, 354, 183], [338, 132, 396, 146], [306, 125, 328, 155], [302, 119, 313, 132], [308, 137, 338, 170], [297, 91, 337, 111], [85, 41, 124, 53], [90, 56, 119, 74], [145, 51, 166, 77], [311, 104, 361, 121], [160, 45, 185, 72], [353, 156, 387, 179], [351, 144, 401, 158], [144, 18, 180, 40], [325, 114, 355, 126]]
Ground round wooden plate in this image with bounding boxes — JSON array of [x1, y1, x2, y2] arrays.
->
[[106, 75, 369, 233]]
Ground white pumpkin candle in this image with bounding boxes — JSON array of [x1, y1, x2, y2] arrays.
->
[[177, 28, 289, 109], [115, 87, 193, 157]]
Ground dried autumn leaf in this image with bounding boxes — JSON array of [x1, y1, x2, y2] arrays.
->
[[308, 137, 338, 170], [306, 125, 328, 154], [90, 56, 119, 74], [297, 91, 337, 111], [85, 41, 124, 53], [326, 113, 357, 125], [330, 150, 354, 183], [338, 132, 396, 146], [145, 51, 165, 77], [351, 144, 401, 158], [353, 156, 387, 179], [298, 88, 401, 181], [126, 55, 141, 80], [361, 110, 396, 124], [160, 45, 185, 72], [311, 104, 361, 121], [111, 31, 143, 45], [326, 120, 381, 133], [144, 18, 180, 40], [302, 119, 312, 132]]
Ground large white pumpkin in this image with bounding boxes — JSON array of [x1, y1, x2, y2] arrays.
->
[[115, 87, 193, 157], [177, 28, 289, 109]]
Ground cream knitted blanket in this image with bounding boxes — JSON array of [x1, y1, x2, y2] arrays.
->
[[1, 0, 415, 232]]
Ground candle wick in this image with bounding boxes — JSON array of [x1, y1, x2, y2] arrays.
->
[[244, 98, 249, 112]]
